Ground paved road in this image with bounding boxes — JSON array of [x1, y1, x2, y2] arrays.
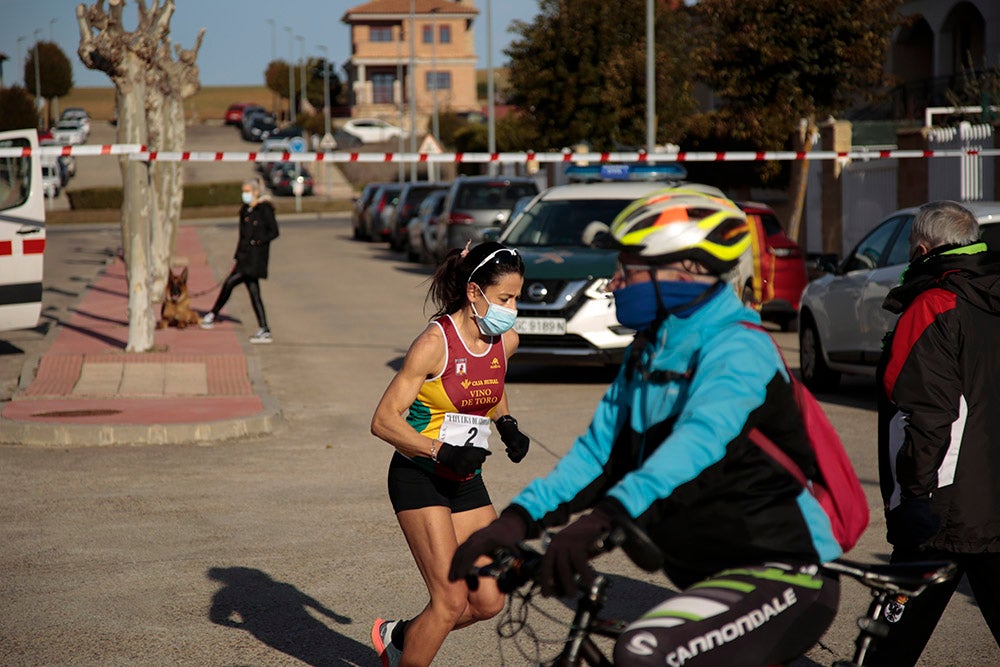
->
[[1, 217, 997, 666]]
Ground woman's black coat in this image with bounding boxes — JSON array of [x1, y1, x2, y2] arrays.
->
[[234, 200, 279, 278]]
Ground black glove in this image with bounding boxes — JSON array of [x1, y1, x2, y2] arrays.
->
[[495, 415, 530, 463], [539, 509, 613, 598], [449, 508, 529, 584], [436, 442, 491, 477], [886, 497, 940, 550]]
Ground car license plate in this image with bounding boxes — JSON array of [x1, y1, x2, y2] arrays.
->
[[515, 317, 566, 335]]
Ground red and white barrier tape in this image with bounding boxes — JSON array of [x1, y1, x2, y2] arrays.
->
[[3, 145, 1000, 162]]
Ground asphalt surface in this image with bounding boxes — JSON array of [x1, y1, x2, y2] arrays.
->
[[1, 216, 998, 666]]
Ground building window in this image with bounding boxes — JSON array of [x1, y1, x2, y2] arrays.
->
[[370, 26, 393, 42], [422, 25, 434, 44], [439, 25, 451, 44], [426, 71, 451, 91], [372, 73, 395, 103]]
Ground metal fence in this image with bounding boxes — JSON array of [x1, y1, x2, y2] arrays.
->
[[927, 121, 995, 201]]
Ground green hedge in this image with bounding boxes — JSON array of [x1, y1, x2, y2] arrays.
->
[[67, 182, 244, 210]]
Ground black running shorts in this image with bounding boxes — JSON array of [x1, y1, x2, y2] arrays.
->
[[387, 451, 492, 513]]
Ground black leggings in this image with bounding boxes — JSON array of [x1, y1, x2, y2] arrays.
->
[[864, 548, 1000, 667], [613, 563, 839, 667], [211, 269, 267, 328]]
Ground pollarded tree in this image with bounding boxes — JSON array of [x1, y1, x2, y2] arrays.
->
[[77, 0, 204, 352], [24, 41, 74, 126], [505, 0, 697, 151]]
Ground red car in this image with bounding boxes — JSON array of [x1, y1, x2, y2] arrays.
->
[[740, 202, 808, 331], [224, 102, 259, 126]]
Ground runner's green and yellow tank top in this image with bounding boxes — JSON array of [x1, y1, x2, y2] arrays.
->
[[406, 314, 507, 480]]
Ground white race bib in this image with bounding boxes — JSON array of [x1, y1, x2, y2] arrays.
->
[[438, 413, 492, 450]]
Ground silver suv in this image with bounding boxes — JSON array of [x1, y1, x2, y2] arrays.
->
[[433, 175, 539, 260]]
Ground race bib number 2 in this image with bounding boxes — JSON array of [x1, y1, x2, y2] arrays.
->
[[439, 413, 492, 450]]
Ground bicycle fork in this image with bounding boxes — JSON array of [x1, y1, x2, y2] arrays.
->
[[553, 575, 621, 667]]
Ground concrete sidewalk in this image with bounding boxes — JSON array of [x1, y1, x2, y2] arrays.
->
[[0, 226, 281, 446]]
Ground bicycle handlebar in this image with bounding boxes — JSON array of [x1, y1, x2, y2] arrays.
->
[[470, 515, 665, 593]]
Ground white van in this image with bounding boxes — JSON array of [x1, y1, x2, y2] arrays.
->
[[0, 129, 46, 331]]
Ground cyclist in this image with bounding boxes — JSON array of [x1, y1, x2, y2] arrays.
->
[[450, 187, 841, 667], [370, 241, 531, 667]]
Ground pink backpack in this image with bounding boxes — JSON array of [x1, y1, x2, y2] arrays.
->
[[742, 323, 870, 552]]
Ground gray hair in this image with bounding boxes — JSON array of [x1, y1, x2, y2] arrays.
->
[[242, 176, 264, 194], [911, 200, 979, 251]]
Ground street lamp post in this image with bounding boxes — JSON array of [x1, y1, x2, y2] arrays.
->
[[646, 0, 655, 157], [266, 19, 277, 114], [16, 36, 25, 87], [296, 35, 306, 118], [486, 0, 496, 175], [285, 26, 295, 122], [430, 8, 439, 143], [50, 19, 59, 120], [33, 30, 43, 130], [408, 0, 418, 181], [396, 22, 405, 181], [317, 45, 331, 139]]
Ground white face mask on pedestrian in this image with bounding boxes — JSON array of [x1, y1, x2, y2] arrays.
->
[[241, 192, 254, 205]]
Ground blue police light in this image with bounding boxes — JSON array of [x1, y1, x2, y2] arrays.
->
[[565, 163, 688, 183]]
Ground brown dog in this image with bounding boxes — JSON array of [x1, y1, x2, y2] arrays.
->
[[159, 267, 201, 329]]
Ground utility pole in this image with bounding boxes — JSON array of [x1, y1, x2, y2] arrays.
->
[[285, 26, 295, 122], [317, 45, 331, 139], [396, 21, 405, 181]]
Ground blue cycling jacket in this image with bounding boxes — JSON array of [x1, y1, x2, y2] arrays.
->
[[511, 287, 841, 587]]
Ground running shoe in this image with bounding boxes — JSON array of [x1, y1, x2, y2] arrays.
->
[[199, 312, 215, 329], [249, 327, 272, 344], [371, 617, 402, 667]]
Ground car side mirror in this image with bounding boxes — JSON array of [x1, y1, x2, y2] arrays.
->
[[807, 253, 840, 279]]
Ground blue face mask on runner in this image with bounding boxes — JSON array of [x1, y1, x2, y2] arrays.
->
[[613, 280, 716, 330], [472, 287, 518, 336]]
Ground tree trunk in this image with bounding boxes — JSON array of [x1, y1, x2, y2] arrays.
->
[[787, 119, 817, 246], [117, 75, 156, 352], [77, 0, 202, 352]]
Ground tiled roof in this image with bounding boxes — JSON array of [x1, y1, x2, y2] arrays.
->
[[343, 0, 478, 20]]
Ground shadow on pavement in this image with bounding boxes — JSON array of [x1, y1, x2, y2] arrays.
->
[[207, 566, 371, 666]]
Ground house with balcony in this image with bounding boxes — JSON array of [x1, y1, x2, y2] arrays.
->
[[341, 0, 479, 128], [882, 0, 1000, 121]]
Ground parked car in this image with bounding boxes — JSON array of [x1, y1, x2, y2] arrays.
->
[[259, 126, 304, 154], [238, 106, 268, 139], [267, 162, 314, 196], [243, 111, 277, 142], [225, 102, 260, 126], [739, 202, 809, 331], [39, 135, 76, 182], [797, 201, 1000, 392], [41, 161, 61, 198], [340, 118, 405, 144], [407, 189, 448, 263], [388, 182, 449, 251], [361, 183, 404, 241], [352, 183, 383, 240], [500, 181, 754, 366], [51, 119, 87, 145], [59, 108, 91, 136], [433, 175, 540, 262], [497, 181, 674, 365]]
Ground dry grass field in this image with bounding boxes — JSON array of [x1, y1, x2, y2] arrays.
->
[[59, 85, 274, 123]]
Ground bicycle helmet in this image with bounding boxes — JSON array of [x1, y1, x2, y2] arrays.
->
[[600, 185, 751, 274]]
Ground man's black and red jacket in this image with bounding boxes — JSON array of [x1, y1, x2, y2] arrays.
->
[[877, 242, 1000, 553]]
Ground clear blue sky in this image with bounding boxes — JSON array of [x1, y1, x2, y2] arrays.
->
[[0, 0, 540, 88]]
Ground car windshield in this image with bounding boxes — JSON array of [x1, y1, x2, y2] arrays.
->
[[502, 198, 635, 247], [456, 182, 537, 210], [56, 121, 78, 130]]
